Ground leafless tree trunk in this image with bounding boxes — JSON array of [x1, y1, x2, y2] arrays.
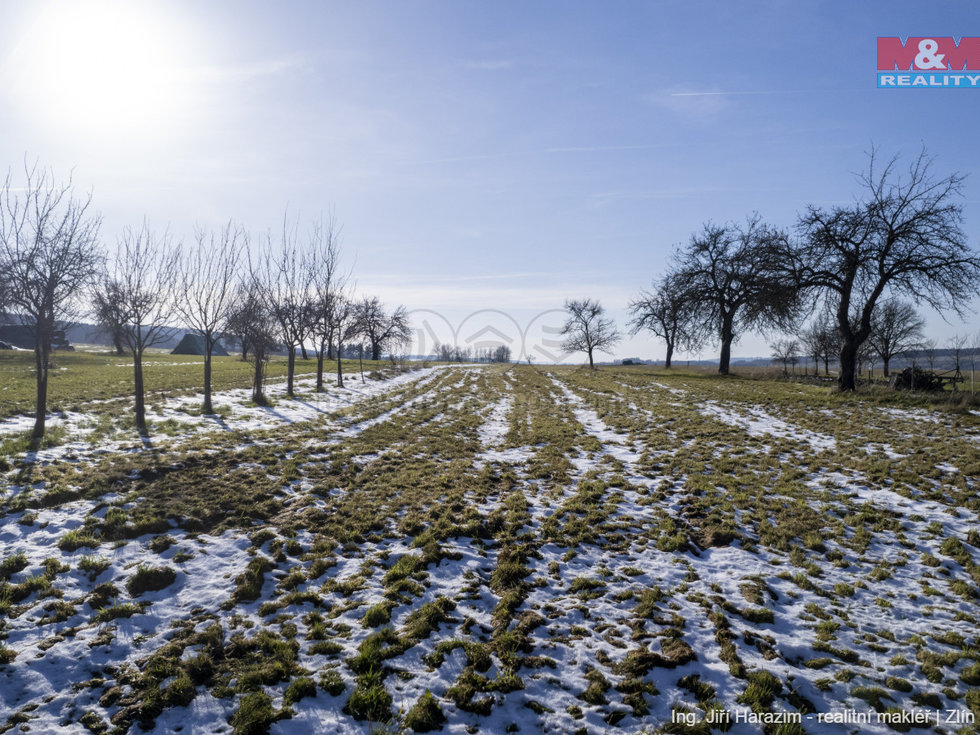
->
[[770, 338, 800, 376], [307, 217, 345, 392], [175, 222, 243, 414], [254, 215, 315, 398], [867, 299, 924, 378], [969, 331, 979, 395], [232, 279, 276, 404], [791, 148, 980, 391], [108, 222, 180, 435], [922, 339, 938, 372], [560, 298, 621, 369], [92, 279, 129, 355], [225, 289, 254, 362], [673, 216, 799, 375], [0, 273, 10, 317], [628, 272, 704, 369], [332, 294, 360, 389], [947, 334, 968, 391], [356, 297, 411, 361], [0, 163, 102, 441], [801, 313, 838, 377]]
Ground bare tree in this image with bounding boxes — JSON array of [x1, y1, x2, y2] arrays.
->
[[969, 331, 980, 395], [307, 217, 346, 392], [628, 272, 704, 369], [947, 334, 968, 390], [921, 338, 938, 372], [254, 216, 314, 398], [357, 297, 411, 361], [437, 344, 472, 363], [236, 280, 278, 405], [770, 338, 800, 376], [91, 279, 129, 355], [791, 148, 980, 391], [225, 288, 254, 361], [673, 216, 799, 375], [108, 222, 181, 435], [857, 339, 876, 382], [866, 299, 925, 378], [0, 163, 102, 440], [801, 313, 838, 376], [175, 222, 243, 413], [560, 298, 620, 369], [331, 293, 361, 388], [0, 271, 10, 316]]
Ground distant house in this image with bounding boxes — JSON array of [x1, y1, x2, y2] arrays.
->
[[0, 324, 73, 351], [171, 333, 229, 356]]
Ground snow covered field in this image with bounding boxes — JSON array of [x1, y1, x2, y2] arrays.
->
[[1, 365, 978, 734]]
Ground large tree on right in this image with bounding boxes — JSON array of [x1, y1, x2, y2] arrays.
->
[[793, 149, 980, 391]]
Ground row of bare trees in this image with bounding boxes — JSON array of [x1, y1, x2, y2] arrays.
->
[[0, 162, 411, 441], [627, 149, 980, 391], [433, 343, 512, 363], [775, 298, 930, 378]]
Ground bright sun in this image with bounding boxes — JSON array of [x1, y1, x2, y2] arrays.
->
[[10, 1, 189, 136]]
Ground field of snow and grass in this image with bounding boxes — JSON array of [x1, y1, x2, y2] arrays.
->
[[1, 363, 979, 734]]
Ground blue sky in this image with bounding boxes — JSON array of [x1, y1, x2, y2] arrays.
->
[[1, 1, 977, 362]]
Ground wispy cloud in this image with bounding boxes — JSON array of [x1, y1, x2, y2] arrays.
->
[[193, 54, 308, 84]]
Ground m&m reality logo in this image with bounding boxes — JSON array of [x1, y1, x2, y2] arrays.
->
[[877, 37, 980, 87]]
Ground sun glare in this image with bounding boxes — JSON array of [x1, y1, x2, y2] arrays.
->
[[9, 1, 190, 137]]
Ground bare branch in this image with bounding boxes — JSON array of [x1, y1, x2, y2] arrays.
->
[[560, 298, 620, 369]]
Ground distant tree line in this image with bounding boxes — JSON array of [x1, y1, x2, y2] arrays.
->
[[433, 343, 512, 363], [0, 162, 412, 441]]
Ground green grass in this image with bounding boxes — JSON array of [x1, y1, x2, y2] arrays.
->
[[3, 361, 980, 732], [0, 349, 375, 419], [126, 565, 177, 596], [0, 552, 28, 580]]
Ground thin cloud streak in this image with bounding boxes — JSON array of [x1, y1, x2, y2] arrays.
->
[[191, 54, 308, 84]]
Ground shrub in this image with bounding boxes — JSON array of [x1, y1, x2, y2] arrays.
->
[[283, 676, 317, 706], [164, 671, 196, 706], [231, 556, 274, 603], [320, 669, 345, 696], [78, 555, 111, 580], [0, 552, 28, 580], [961, 662, 980, 686], [58, 530, 99, 552], [362, 603, 392, 628], [404, 689, 447, 732], [343, 669, 392, 722], [231, 691, 276, 735], [309, 641, 344, 656], [94, 602, 141, 623], [0, 645, 17, 664], [126, 565, 177, 596]]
